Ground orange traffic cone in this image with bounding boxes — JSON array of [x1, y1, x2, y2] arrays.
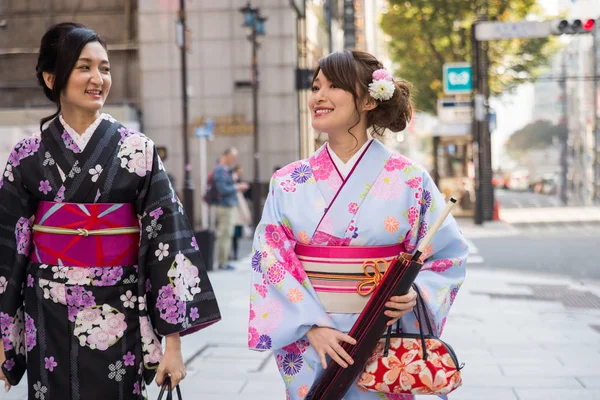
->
[[493, 200, 501, 221]]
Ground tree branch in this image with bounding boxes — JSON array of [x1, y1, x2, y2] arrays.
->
[[416, 6, 446, 66]]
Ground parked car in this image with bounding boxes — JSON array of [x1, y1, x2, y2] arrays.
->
[[508, 171, 529, 191]]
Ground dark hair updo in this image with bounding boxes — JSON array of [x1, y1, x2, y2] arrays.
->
[[313, 50, 413, 136], [36, 22, 107, 132]]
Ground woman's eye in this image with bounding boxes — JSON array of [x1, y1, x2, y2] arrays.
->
[[330, 84, 337, 89], [311, 86, 319, 92], [79, 65, 89, 70], [102, 67, 111, 72]]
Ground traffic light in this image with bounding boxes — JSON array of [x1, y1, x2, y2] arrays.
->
[[551, 19, 595, 35]]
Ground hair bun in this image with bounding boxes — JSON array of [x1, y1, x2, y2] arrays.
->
[[369, 79, 413, 133]]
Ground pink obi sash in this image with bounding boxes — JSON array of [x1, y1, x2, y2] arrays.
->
[[31, 201, 140, 267], [296, 243, 405, 314]]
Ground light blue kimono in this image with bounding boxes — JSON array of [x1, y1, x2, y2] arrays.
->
[[248, 140, 468, 399]]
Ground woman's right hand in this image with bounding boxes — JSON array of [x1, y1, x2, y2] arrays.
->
[[0, 342, 11, 392], [305, 326, 357, 369]]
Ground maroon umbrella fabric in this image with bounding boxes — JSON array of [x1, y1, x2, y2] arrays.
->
[[306, 252, 423, 400]]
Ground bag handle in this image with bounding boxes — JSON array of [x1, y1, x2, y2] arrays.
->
[[383, 284, 434, 359], [413, 284, 434, 336], [157, 377, 183, 400]]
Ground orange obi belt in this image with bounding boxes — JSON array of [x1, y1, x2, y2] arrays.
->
[[295, 243, 405, 314]]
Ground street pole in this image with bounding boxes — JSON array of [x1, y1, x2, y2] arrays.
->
[[251, 26, 262, 228], [559, 50, 569, 205], [179, 0, 194, 225], [471, 23, 483, 225], [593, 26, 600, 204]]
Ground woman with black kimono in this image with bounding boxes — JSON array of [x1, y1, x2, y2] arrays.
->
[[0, 22, 221, 399]]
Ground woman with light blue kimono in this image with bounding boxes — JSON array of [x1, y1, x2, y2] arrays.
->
[[248, 50, 469, 400]]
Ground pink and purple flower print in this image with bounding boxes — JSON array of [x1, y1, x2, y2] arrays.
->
[[3, 358, 15, 371], [89, 267, 124, 287], [291, 164, 312, 184], [8, 136, 41, 167], [61, 131, 81, 153], [15, 217, 33, 256], [156, 284, 186, 324], [248, 326, 260, 348], [282, 352, 303, 376], [251, 251, 262, 273], [123, 352, 136, 366], [384, 154, 411, 172], [66, 286, 96, 322], [39, 180, 52, 195], [311, 150, 334, 181], [25, 312, 37, 352], [256, 334, 272, 350], [44, 356, 58, 372]]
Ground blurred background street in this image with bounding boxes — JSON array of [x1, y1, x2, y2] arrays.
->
[[2, 0, 600, 399]]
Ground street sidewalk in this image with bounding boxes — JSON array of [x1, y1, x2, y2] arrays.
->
[[498, 206, 600, 225], [6, 233, 600, 399], [143, 256, 600, 400]]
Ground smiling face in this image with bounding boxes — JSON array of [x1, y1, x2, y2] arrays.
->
[[60, 41, 111, 117], [308, 70, 363, 135]]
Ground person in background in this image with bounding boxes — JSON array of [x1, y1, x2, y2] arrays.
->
[[230, 165, 252, 261], [212, 148, 248, 270]]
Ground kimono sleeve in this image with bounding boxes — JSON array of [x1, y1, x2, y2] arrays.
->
[[403, 171, 469, 336], [248, 175, 334, 351], [134, 138, 221, 338], [0, 138, 40, 385]]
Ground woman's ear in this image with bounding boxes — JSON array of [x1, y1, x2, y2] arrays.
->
[[42, 72, 55, 90], [362, 95, 377, 112]]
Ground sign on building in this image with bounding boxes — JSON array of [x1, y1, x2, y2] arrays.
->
[[475, 20, 553, 41], [191, 116, 253, 136], [437, 98, 473, 124], [443, 63, 472, 95]]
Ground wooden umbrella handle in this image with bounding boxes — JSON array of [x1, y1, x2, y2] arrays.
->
[[415, 197, 457, 255]]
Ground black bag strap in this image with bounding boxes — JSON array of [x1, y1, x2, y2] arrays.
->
[[413, 284, 434, 336], [383, 284, 434, 360], [157, 377, 183, 400]]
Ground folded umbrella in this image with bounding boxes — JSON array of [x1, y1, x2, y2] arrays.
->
[[306, 198, 457, 400]]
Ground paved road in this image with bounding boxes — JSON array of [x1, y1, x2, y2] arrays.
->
[[465, 189, 600, 281], [495, 188, 564, 208]]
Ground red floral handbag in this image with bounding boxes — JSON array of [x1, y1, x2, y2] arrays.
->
[[357, 286, 464, 395]]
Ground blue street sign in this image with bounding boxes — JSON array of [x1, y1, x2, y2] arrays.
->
[[443, 63, 472, 95], [489, 111, 497, 134], [194, 118, 214, 139]]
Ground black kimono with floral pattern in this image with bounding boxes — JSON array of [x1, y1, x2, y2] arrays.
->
[[0, 115, 220, 399]]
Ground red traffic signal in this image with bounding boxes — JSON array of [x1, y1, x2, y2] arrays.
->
[[583, 19, 595, 32], [552, 18, 596, 35]]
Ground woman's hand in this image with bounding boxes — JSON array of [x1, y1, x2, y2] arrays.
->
[[155, 333, 186, 388], [0, 342, 11, 393], [305, 326, 357, 369], [385, 286, 418, 326]]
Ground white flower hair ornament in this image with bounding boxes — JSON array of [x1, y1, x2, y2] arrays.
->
[[368, 68, 395, 101]]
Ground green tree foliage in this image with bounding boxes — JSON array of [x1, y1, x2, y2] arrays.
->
[[381, 0, 559, 114], [505, 120, 566, 159]]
